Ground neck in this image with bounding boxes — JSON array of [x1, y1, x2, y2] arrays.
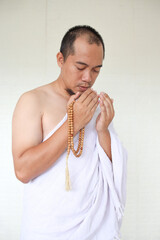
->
[[51, 77, 71, 100]]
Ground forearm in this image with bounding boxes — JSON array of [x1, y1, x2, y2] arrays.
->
[[15, 120, 69, 183], [97, 129, 112, 161]]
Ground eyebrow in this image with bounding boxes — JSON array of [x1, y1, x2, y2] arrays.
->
[[75, 61, 102, 68]]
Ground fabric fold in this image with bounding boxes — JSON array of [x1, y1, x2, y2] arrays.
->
[[20, 109, 127, 240], [97, 123, 127, 224]]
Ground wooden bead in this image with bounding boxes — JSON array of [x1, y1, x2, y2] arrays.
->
[[65, 100, 85, 190], [67, 101, 85, 157]]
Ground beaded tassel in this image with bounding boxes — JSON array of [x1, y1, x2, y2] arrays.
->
[[65, 154, 70, 191], [65, 100, 85, 191]]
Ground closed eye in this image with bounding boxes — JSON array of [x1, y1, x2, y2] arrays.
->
[[93, 69, 100, 73], [76, 66, 85, 71]]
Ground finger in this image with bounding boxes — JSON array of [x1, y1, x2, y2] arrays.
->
[[89, 95, 99, 110], [99, 95, 111, 120], [78, 88, 94, 103], [103, 93, 114, 107], [99, 99, 107, 121], [67, 92, 81, 106], [85, 91, 98, 107], [74, 92, 81, 100], [106, 98, 114, 116], [101, 93, 114, 116], [104, 97, 114, 116], [90, 100, 99, 115], [100, 92, 112, 104]]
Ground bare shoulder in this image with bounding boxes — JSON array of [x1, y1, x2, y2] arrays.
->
[[13, 83, 52, 115], [12, 82, 67, 149], [15, 88, 42, 110]]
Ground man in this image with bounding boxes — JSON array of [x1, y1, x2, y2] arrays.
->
[[12, 25, 127, 240]]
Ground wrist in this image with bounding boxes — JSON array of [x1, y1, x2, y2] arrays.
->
[[73, 120, 82, 136], [97, 128, 110, 137], [73, 126, 79, 136]]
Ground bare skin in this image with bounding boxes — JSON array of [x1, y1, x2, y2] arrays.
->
[[12, 36, 114, 183]]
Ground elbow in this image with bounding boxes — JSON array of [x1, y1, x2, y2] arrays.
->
[[15, 169, 30, 184], [13, 155, 31, 183]]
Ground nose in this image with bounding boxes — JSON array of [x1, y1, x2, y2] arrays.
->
[[81, 70, 92, 82]]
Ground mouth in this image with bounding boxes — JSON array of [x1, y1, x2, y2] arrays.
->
[[78, 86, 89, 92]]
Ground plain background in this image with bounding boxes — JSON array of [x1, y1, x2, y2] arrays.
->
[[0, 0, 160, 239]]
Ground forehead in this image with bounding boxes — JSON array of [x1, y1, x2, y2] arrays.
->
[[71, 37, 103, 65]]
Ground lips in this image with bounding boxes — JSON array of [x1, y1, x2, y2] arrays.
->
[[79, 86, 89, 91]]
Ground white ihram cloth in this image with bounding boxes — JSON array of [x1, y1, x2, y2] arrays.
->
[[20, 108, 127, 240]]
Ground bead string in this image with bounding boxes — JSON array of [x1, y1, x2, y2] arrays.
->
[[65, 100, 85, 191]]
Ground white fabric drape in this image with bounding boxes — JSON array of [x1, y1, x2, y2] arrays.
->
[[20, 108, 127, 240]]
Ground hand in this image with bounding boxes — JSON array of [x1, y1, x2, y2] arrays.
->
[[67, 89, 99, 134], [96, 92, 115, 133]]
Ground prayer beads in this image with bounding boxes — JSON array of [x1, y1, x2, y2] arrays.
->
[[65, 100, 85, 191]]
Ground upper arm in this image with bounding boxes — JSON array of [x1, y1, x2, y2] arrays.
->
[[12, 91, 43, 163]]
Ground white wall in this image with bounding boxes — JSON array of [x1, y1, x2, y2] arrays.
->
[[0, 0, 160, 239]]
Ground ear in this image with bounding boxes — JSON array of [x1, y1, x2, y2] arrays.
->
[[56, 52, 64, 68]]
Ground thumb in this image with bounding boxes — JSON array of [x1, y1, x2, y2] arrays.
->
[[67, 92, 81, 107]]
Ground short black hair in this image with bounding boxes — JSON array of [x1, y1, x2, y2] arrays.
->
[[60, 25, 105, 61]]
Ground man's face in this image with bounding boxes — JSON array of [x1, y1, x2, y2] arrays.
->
[[59, 37, 103, 95]]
